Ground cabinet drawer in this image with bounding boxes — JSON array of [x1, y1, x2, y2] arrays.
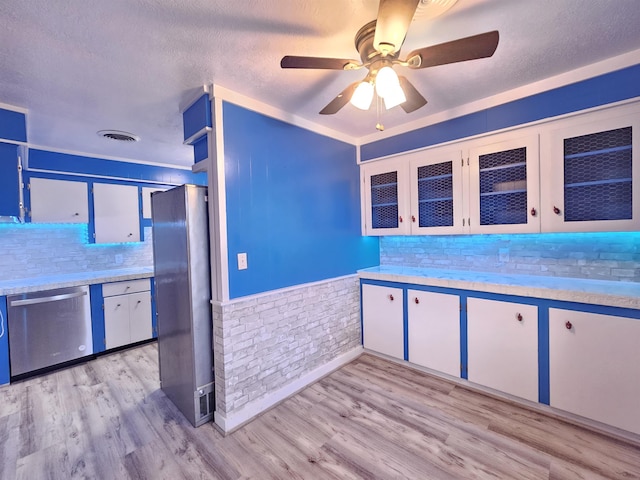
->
[[102, 278, 150, 297]]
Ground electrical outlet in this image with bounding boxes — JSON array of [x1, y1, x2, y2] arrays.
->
[[237, 252, 248, 270]]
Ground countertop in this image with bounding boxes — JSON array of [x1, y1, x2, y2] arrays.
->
[[0, 267, 154, 296], [359, 265, 640, 310]]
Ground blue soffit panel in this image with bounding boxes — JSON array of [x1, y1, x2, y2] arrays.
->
[[183, 94, 212, 143], [193, 135, 208, 163], [28, 148, 206, 186], [0, 108, 27, 143], [361, 64, 640, 161]]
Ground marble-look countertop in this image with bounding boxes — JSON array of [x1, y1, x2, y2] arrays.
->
[[359, 265, 640, 310], [0, 267, 154, 296]]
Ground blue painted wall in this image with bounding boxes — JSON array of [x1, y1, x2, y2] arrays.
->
[[362, 64, 640, 160], [223, 102, 380, 298]]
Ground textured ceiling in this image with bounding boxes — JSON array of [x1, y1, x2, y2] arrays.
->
[[1, 0, 639, 167]]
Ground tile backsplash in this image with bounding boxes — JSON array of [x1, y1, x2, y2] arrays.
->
[[0, 223, 153, 282], [380, 232, 640, 282]]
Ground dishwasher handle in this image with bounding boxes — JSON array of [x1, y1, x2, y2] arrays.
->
[[9, 290, 88, 307]]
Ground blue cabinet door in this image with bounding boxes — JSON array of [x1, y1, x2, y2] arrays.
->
[[0, 142, 20, 217], [0, 296, 9, 385]]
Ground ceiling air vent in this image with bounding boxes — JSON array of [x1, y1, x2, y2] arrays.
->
[[97, 130, 140, 142]]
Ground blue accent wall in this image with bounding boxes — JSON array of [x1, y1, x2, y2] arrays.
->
[[0, 107, 27, 143], [28, 149, 206, 185], [223, 102, 380, 298], [362, 64, 640, 160]]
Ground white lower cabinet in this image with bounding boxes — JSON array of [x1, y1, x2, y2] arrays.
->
[[467, 298, 538, 402], [549, 308, 640, 435], [103, 279, 152, 349], [407, 290, 460, 377], [362, 284, 404, 359]]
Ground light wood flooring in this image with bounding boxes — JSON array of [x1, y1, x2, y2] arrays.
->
[[1, 343, 639, 479]]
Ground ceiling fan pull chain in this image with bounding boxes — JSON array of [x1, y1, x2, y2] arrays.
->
[[376, 94, 385, 131]]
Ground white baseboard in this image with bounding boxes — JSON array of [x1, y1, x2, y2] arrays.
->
[[214, 346, 363, 433]]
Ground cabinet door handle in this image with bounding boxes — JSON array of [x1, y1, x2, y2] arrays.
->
[[530, 207, 536, 217], [516, 313, 523, 322], [414, 297, 419, 304], [565, 321, 572, 330], [388, 294, 394, 301], [128, 233, 133, 237], [73, 212, 80, 216], [553, 206, 561, 215], [398, 216, 403, 223], [411, 215, 416, 223]]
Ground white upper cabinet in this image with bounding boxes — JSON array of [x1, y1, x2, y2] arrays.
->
[[142, 186, 169, 219], [93, 183, 140, 243], [409, 148, 466, 235], [361, 102, 639, 236], [468, 134, 540, 234], [362, 159, 410, 236], [540, 108, 639, 232], [30, 177, 89, 223]]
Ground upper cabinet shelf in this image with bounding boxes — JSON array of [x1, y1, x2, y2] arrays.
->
[[361, 101, 639, 236]]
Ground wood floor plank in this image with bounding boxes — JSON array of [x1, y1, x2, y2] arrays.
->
[[2, 346, 640, 479]]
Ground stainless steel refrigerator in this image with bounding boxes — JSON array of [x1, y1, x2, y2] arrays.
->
[[151, 184, 214, 427]]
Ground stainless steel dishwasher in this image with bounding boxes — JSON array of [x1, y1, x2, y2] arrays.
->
[[7, 285, 93, 377]]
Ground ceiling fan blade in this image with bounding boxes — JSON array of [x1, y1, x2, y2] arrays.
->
[[319, 81, 361, 115], [406, 31, 499, 69], [374, 0, 421, 55], [398, 76, 427, 113], [281, 56, 359, 70]]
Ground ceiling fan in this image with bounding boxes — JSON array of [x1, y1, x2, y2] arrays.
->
[[280, 0, 499, 120]]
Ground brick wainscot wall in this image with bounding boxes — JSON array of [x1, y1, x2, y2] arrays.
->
[[211, 275, 362, 432]]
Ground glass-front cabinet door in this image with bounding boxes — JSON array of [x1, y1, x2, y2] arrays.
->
[[469, 134, 540, 233], [362, 159, 410, 236], [409, 148, 465, 234], [541, 111, 639, 232]]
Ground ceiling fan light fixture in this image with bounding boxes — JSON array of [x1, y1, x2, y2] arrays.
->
[[350, 81, 374, 110], [383, 82, 407, 109], [375, 66, 401, 99]]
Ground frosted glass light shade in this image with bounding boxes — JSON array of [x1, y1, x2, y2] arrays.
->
[[383, 83, 407, 109], [375, 66, 400, 98], [350, 81, 374, 110]]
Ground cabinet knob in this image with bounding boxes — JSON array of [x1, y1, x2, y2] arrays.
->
[[388, 294, 394, 301], [398, 216, 403, 223], [414, 297, 419, 304], [516, 313, 523, 322], [530, 207, 536, 217], [73, 212, 79, 216], [411, 215, 416, 223], [553, 206, 561, 215], [128, 233, 133, 237], [565, 320, 572, 330]]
